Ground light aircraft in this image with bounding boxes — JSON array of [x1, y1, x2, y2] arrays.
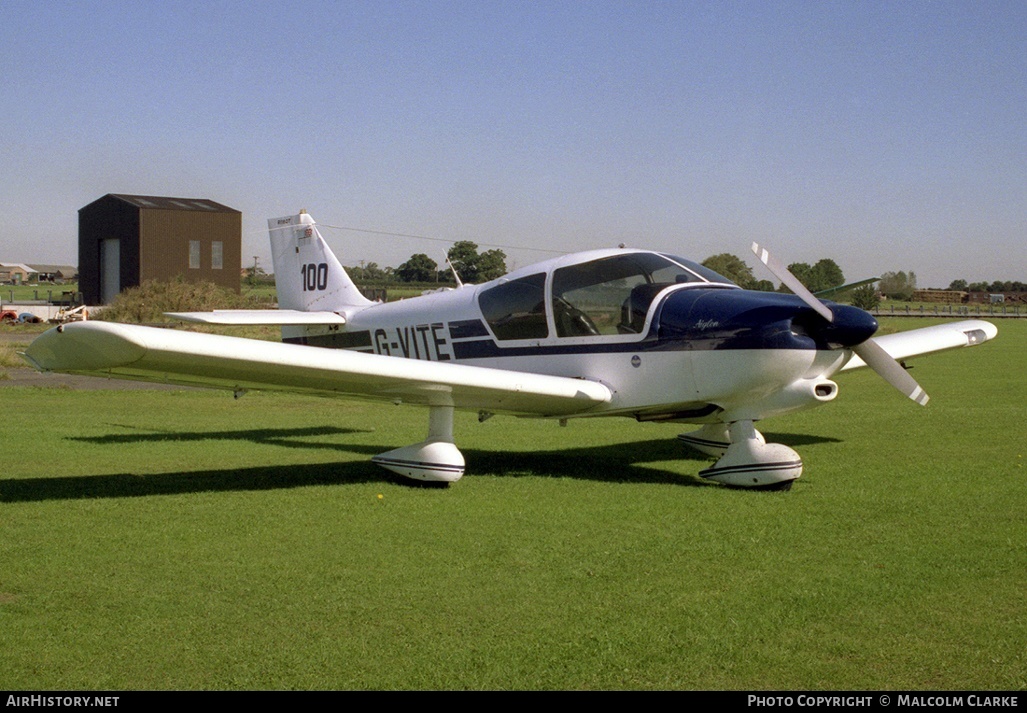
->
[[23, 212, 997, 489]]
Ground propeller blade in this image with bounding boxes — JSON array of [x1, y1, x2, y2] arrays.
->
[[751, 242, 834, 322], [852, 338, 930, 406], [751, 242, 930, 406]]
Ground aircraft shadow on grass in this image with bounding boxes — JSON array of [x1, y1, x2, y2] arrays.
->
[[0, 424, 837, 503], [69, 424, 370, 447]]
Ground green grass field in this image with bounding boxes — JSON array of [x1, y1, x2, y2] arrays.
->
[[1, 319, 1024, 690]]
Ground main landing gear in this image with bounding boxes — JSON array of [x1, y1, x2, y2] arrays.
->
[[372, 405, 465, 483], [371, 410, 802, 489], [679, 421, 802, 489]]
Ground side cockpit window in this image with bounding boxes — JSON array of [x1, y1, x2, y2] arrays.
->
[[660, 254, 735, 285], [552, 253, 711, 337], [478, 273, 548, 340]]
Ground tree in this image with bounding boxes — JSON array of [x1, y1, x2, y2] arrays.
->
[[702, 254, 757, 289], [396, 253, 438, 283], [810, 259, 844, 293], [785, 262, 814, 292], [363, 262, 387, 281], [782, 259, 845, 293], [446, 241, 507, 283], [948, 279, 968, 292], [244, 263, 268, 287], [476, 248, 508, 282], [879, 271, 917, 301], [447, 241, 482, 282], [348, 261, 396, 283]]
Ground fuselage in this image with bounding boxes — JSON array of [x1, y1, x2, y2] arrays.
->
[[280, 249, 879, 424]]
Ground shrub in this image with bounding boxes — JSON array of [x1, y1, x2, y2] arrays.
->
[[96, 278, 264, 324], [850, 284, 881, 311]]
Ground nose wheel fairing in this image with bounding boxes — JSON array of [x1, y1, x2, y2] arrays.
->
[[680, 421, 803, 488]]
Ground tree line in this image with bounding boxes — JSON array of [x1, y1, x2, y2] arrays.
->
[[351, 246, 857, 292], [292, 240, 1020, 303], [947, 279, 1027, 294], [700, 253, 851, 293], [344, 241, 508, 285], [348, 246, 888, 309]]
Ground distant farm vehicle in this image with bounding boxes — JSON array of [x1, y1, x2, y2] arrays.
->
[[52, 305, 89, 323]]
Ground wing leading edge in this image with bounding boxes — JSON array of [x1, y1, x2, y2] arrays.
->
[[22, 321, 611, 416], [840, 319, 998, 371]]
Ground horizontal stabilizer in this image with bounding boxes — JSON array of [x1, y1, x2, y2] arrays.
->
[[166, 310, 346, 325]]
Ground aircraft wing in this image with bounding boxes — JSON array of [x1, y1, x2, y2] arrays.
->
[[840, 319, 997, 371], [813, 278, 879, 299], [22, 321, 611, 416], [166, 310, 346, 325]]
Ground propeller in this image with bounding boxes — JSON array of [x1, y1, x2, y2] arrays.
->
[[751, 242, 929, 406]]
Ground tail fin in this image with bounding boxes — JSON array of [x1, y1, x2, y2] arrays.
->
[[268, 212, 373, 312]]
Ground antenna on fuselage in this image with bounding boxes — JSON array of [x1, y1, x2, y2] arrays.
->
[[445, 255, 464, 288]]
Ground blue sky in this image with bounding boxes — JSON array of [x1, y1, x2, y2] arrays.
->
[[2, 0, 1024, 287]]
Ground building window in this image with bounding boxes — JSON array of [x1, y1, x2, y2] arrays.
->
[[212, 241, 223, 270], [189, 240, 201, 269]]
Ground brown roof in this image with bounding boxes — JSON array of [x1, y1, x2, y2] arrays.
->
[[100, 194, 240, 213], [27, 264, 78, 275]]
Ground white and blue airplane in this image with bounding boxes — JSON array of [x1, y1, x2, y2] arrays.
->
[[23, 212, 997, 489]]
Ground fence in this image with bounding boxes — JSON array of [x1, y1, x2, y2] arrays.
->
[[3, 289, 83, 307], [874, 304, 1024, 318]]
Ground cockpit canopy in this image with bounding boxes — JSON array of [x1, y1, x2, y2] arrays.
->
[[478, 251, 734, 341]]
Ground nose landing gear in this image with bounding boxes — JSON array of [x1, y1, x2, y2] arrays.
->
[[680, 420, 802, 489]]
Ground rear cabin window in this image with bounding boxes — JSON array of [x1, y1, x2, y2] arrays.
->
[[478, 273, 548, 340], [552, 253, 713, 337]]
